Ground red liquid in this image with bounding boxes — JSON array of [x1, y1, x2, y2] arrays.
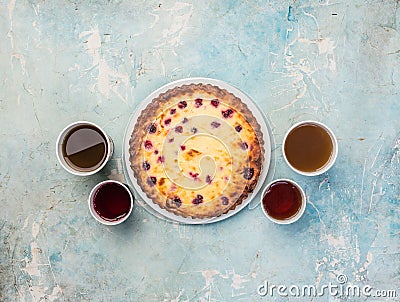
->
[[93, 182, 132, 222], [262, 180, 302, 220]]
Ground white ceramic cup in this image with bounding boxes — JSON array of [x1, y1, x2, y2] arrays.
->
[[261, 178, 306, 224], [88, 180, 134, 226], [56, 121, 114, 176], [282, 120, 338, 176]]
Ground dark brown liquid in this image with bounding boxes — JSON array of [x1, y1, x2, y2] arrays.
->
[[262, 180, 302, 220], [284, 123, 333, 172], [62, 125, 107, 172], [93, 182, 132, 222]]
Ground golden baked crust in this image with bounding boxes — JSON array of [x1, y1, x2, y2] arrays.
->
[[129, 83, 264, 219]]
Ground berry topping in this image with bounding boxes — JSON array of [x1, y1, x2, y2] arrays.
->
[[144, 140, 153, 150], [175, 126, 183, 133], [168, 138, 174, 143], [148, 123, 157, 134], [221, 196, 229, 205], [189, 171, 199, 179], [178, 101, 187, 109], [170, 108, 176, 115], [147, 176, 157, 186], [192, 194, 203, 205], [235, 125, 242, 132], [205, 175, 212, 184], [142, 161, 150, 171], [180, 145, 186, 151], [172, 197, 182, 207], [211, 99, 220, 107], [190, 127, 198, 134], [194, 98, 203, 108], [182, 117, 189, 123], [241, 142, 248, 150], [222, 109, 234, 118], [211, 121, 221, 128], [157, 156, 165, 163], [154, 150, 159, 155], [164, 118, 171, 125], [243, 167, 254, 180]]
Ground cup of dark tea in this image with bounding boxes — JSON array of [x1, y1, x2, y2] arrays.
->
[[56, 121, 114, 176], [88, 180, 134, 225], [261, 179, 306, 224], [283, 120, 338, 176]]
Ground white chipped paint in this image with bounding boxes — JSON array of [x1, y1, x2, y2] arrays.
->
[[7, 0, 16, 49], [155, 2, 193, 54], [281, 13, 337, 110], [29, 285, 61, 302], [318, 38, 336, 72], [315, 271, 323, 288], [80, 27, 101, 63], [23, 222, 42, 276], [170, 289, 185, 302], [149, 12, 160, 29], [29, 286, 47, 301], [79, 27, 129, 102], [20, 222, 62, 301], [326, 234, 346, 248], [161, 3, 192, 39], [11, 53, 27, 75], [23, 241, 41, 277], [319, 177, 329, 190], [197, 269, 253, 298], [358, 251, 373, 273], [8, 0, 16, 20], [7, 0, 27, 74], [32, 221, 40, 238], [200, 269, 220, 287], [48, 285, 62, 302], [296, 37, 337, 72], [355, 236, 361, 264], [68, 63, 81, 72], [231, 273, 249, 290], [23, 215, 30, 229]]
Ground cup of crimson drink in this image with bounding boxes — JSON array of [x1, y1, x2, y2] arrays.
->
[[261, 179, 306, 224], [88, 180, 134, 225]]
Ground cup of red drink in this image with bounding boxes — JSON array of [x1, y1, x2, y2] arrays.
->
[[88, 180, 134, 225], [261, 179, 306, 224]]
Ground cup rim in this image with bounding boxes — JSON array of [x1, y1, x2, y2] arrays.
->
[[88, 180, 134, 226], [260, 178, 306, 224], [282, 120, 338, 176], [55, 121, 113, 176]]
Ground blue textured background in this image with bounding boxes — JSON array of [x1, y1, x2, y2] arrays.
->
[[0, 0, 399, 301]]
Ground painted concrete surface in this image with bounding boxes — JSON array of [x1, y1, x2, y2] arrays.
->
[[0, 0, 399, 301]]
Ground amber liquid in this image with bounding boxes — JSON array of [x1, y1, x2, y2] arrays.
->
[[62, 125, 107, 172], [284, 123, 333, 172], [93, 182, 132, 222], [262, 180, 302, 220]]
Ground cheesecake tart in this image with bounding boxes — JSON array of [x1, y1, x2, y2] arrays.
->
[[129, 83, 264, 219]]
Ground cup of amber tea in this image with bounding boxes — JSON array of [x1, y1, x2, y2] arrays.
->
[[282, 121, 338, 176], [56, 121, 114, 176]]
